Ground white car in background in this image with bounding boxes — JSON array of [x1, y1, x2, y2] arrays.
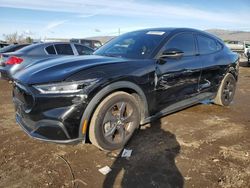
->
[[226, 41, 250, 63], [243, 41, 250, 63], [225, 41, 244, 51]]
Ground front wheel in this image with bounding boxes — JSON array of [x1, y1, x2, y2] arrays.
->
[[89, 91, 140, 151], [214, 73, 237, 106]]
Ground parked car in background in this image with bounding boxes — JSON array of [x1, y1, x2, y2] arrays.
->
[[0, 42, 9, 48], [12, 28, 239, 151], [225, 40, 250, 63], [244, 41, 250, 63], [225, 40, 243, 52], [0, 43, 30, 53], [0, 44, 31, 76], [0, 42, 94, 80], [70, 38, 102, 49]]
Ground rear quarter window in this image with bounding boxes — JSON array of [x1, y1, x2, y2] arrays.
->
[[45, 45, 56, 55]]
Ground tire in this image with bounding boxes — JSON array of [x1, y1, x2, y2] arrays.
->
[[89, 91, 140, 151], [214, 73, 236, 106]]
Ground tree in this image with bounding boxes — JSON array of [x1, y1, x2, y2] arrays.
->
[[25, 36, 33, 43], [3, 32, 33, 44], [3, 32, 18, 44]]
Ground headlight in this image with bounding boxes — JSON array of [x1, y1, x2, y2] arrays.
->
[[33, 79, 98, 94]]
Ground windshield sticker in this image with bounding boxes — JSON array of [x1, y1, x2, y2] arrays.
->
[[146, 31, 165, 35]]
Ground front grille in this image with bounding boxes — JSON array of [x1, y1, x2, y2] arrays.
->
[[13, 82, 34, 111]]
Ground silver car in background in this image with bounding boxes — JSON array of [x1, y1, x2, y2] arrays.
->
[[0, 42, 94, 80]]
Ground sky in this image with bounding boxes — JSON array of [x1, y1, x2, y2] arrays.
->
[[0, 0, 249, 40]]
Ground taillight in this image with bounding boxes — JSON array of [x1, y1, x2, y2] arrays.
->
[[5, 56, 23, 65]]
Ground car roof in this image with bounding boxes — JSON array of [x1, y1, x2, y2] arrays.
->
[[70, 39, 101, 42], [17, 42, 93, 52], [133, 27, 222, 41], [136, 27, 206, 33], [30, 42, 79, 46]]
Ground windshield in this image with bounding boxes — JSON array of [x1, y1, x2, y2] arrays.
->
[[94, 30, 167, 59]]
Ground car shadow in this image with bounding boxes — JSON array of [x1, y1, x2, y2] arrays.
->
[[103, 119, 184, 188]]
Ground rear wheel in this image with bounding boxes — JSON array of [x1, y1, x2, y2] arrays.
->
[[214, 73, 236, 106], [89, 92, 140, 151]]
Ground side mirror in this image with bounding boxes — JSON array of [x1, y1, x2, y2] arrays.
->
[[159, 48, 184, 59]]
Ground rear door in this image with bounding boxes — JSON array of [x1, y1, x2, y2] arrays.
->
[[155, 32, 202, 111], [196, 34, 224, 94]]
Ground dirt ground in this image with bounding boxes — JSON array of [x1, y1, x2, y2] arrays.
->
[[0, 61, 249, 188]]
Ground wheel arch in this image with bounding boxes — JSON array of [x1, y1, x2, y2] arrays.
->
[[78, 81, 149, 140]]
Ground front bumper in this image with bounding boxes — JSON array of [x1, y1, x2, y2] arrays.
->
[[16, 113, 84, 143], [13, 82, 88, 143]]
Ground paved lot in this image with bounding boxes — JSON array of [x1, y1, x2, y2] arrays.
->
[[0, 62, 250, 188]]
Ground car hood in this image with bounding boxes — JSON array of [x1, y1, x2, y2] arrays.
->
[[13, 55, 128, 84]]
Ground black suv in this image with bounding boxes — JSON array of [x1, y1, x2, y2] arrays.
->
[[12, 28, 239, 151]]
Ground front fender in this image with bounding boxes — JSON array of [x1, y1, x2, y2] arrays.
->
[[78, 81, 149, 139]]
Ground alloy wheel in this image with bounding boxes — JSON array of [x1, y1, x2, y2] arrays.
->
[[102, 101, 136, 145]]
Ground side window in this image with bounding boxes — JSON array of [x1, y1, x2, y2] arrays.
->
[[54, 44, 74, 55], [45, 45, 56, 55], [165, 33, 195, 56], [75, 44, 93, 55], [197, 35, 218, 55]]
